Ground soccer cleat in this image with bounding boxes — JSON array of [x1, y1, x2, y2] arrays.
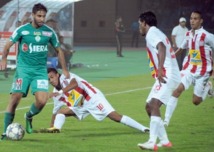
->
[[143, 128, 150, 133], [0, 133, 7, 141], [157, 141, 172, 148], [47, 127, 60, 133], [207, 81, 214, 98], [138, 141, 158, 151], [25, 113, 33, 134]]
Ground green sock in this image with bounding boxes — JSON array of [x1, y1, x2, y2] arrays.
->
[[4, 112, 15, 133], [26, 104, 41, 118]]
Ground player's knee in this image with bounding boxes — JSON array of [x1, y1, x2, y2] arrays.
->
[[145, 103, 151, 117], [192, 97, 202, 106]]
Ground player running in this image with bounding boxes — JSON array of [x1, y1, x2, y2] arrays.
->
[[137, 11, 181, 151], [42, 68, 149, 134], [0, 3, 69, 140], [164, 10, 214, 126]]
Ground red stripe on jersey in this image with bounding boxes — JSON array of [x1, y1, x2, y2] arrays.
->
[[147, 48, 158, 78], [82, 81, 96, 94], [147, 48, 166, 78], [59, 96, 71, 107], [183, 55, 190, 70], [190, 34, 197, 73], [183, 32, 190, 70], [75, 87, 91, 101], [199, 33, 206, 75]]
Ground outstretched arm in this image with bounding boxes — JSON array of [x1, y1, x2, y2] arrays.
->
[[55, 47, 69, 78], [0, 41, 14, 70]]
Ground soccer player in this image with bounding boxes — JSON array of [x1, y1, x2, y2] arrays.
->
[[137, 11, 181, 151], [43, 68, 149, 134], [164, 10, 214, 126], [0, 3, 69, 140]]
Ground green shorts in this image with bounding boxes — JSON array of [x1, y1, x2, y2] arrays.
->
[[10, 67, 49, 97]]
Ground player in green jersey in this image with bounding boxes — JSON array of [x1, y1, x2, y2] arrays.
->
[[0, 3, 69, 140]]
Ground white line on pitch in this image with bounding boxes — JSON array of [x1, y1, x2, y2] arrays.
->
[[0, 86, 151, 114]]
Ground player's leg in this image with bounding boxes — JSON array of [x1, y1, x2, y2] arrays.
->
[[164, 83, 185, 126], [1, 93, 22, 140], [25, 68, 49, 134], [107, 111, 149, 133], [164, 72, 191, 126], [138, 99, 162, 151], [193, 74, 212, 105], [53, 107, 76, 131], [25, 91, 48, 134]]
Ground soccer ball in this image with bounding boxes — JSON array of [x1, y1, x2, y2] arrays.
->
[[6, 123, 25, 140]]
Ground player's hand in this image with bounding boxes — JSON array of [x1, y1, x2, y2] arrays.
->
[[0, 59, 7, 70], [157, 68, 167, 85], [49, 92, 60, 98]]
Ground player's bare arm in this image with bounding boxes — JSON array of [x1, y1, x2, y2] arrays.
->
[[0, 41, 14, 70], [55, 47, 69, 78], [174, 48, 184, 56], [49, 78, 78, 98], [157, 42, 167, 84]]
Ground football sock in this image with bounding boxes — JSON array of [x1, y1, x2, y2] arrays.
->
[[26, 103, 41, 118], [149, 116, 161, 143], [164, 96, 178, 125], [4, 112, 15, 133], [120, 115, 148, 132], [157, 120, 169, 144], [54, 114, 65, 129], [202, 82, 211, 100]]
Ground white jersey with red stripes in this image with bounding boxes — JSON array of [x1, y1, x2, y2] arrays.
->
[[52, 73, 100, 113], [181, 27, 214, 76], [146, 26, 180, 79]]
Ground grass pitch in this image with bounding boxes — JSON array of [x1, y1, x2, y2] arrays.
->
[[0, 47, 214, 152]]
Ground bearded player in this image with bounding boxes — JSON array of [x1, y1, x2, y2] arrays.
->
[[0, 3, 69, 140]]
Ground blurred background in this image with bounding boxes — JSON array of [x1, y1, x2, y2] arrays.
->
[[0, 0, 213, 48]]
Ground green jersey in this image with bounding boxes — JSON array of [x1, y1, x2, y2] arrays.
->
[[10, 23, 60, 68]]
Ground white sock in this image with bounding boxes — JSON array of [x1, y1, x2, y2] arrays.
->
[[158, 120, 169, 144], [202, 82, 211, 100], [120, 115, 149, 132], [164, 96, 178, 125], [149, 116, 161, 143], [54, 114, 66, 130]]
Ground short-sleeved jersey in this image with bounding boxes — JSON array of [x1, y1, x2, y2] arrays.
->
[[52, 73, 100, 114], [10, 23, 60, 68], [146, 26, 179, 78], [171, 25, 188, 46], [181, 27, 214, 76]]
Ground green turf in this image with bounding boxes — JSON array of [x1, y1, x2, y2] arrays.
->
[[0, 47, 214, 152]]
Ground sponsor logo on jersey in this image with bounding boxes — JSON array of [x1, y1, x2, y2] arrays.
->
[[42, 31, 53, 37], [29, 43, 48, 53], [189, 49, 202, 65], [22, 43, 28, 52], [34, 32, 41, 36], [21, 31, 30, 35], [37, 80, 48, 89]]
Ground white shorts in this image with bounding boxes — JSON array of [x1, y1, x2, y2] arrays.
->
[[180, 70, 210, 97], [146, 76, 180, 105], [70, 92, 115, 121]]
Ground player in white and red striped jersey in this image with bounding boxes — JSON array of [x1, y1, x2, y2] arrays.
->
[[43, 68, 149, 133], [164, 10, 214, 127], [137, 11, 181, 151]]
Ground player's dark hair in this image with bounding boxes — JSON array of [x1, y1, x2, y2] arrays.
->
[[139, 11, 157, 26], [47, 68, 58, 74], [192, 10, 203, 19], [32, 3, 47, 14]]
